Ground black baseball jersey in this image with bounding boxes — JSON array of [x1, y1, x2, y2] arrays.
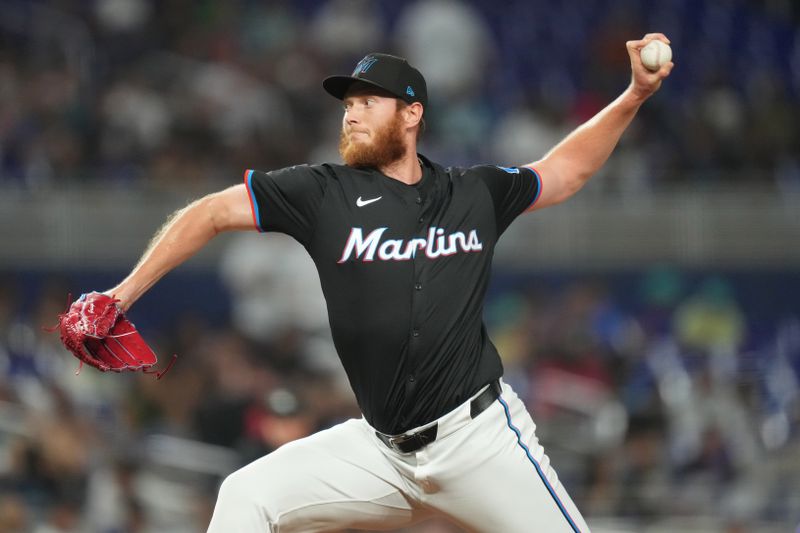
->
[[244, 155, 541, 434]]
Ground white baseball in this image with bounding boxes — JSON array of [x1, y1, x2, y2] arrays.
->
[[640, 40, 672, 72]]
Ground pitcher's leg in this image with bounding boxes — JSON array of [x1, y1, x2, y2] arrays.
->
[[207, 419, 425, 533], [427, 383, 591, 533]]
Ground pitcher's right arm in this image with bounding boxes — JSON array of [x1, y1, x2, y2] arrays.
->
[[108, 184, 255, 311]]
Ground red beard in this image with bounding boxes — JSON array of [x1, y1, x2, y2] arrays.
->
[[339, 111, 406, 169]]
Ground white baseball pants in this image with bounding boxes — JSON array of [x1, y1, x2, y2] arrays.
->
[[207, 380, 590, 532]]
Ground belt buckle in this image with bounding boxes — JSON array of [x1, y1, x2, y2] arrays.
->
[[388, 433, 412, 449]]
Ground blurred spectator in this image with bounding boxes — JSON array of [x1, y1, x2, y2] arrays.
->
[[615, 412, 670, 521], [0, 493, 29, 532], [394, 0, 495, 161], [219, 234, 329, 341], [31, 497, 83, 533], [241, 386, 315, 460], [673, 277, 747, 354], [394, 0, 493, 100], [219, 232, 346, 383], [491, 104, 565, 166], [312, 0, 383, 61], [636, 266, 686, 338]]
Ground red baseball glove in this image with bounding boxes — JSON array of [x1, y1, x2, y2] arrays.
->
[[51, 292, 175, 378]]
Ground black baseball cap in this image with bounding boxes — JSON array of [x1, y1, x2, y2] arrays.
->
[[323, 53, 428, 108]]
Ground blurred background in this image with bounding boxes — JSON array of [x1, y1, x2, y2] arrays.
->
[[0, 0, 799, 532]]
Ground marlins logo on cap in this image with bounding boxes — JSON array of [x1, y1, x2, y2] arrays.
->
[[352, 56, 379, 76]]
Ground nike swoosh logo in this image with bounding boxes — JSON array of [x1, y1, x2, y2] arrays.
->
[[356, 196, 382, 207]]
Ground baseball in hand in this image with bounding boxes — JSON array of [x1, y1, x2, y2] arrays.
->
[[640, 40, 672, 71]]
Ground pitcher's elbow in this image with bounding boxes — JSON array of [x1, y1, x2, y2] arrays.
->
[[196, 194, 227, 236], [552, 175, 589, 205]]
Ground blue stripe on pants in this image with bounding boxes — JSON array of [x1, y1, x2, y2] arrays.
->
[[498, 396, 581, 533]]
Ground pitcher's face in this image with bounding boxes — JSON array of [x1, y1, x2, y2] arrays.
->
[[339, 86, 407, 169]]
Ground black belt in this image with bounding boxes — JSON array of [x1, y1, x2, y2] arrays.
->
[[375, 379, 502, 454]]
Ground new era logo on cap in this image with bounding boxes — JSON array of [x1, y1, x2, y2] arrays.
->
[[323, 53, 428, 108]]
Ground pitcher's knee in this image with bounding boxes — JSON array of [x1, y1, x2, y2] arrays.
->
[[214, 467, 277, 526], [211, 447, 315, 531], [208, 467, 282, 533], [218, 469, 247, 501]]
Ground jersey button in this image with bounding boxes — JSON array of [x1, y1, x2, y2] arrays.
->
[[414, 283, 422, 291], [415, 197, 422, 204], [412, 329, 420, 337], [408, 375, 415, 383], [418, 217, 424, 223]]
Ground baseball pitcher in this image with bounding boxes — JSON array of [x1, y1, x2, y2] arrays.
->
[[56, 35, 672, 532]]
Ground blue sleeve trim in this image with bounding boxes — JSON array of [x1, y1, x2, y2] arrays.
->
[[244, 169, 265, 232], [525, 166, 543, 210]]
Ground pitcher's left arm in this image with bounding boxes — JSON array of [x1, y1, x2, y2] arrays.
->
[[526, 34, 674, 211]]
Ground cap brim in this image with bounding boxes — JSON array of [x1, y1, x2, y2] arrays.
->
[[323, 75, 404, 102]]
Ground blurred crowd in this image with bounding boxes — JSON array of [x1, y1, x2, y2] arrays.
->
[[0, 262, 798, 532], [0, 0, 799, 194]]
